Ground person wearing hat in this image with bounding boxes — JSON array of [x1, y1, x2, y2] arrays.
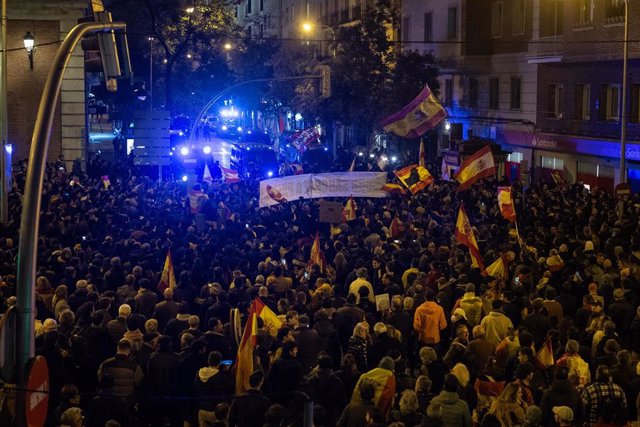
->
[[449, 307, 469, 340], [553, 406, 573, 426]]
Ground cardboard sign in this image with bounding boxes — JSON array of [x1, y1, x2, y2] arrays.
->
[[318, 200, 343, 223]]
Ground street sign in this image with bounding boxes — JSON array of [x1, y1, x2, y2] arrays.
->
[[25, 356, 49, 427], [133, 111, 171, 166], [615, 182, 632, 200]]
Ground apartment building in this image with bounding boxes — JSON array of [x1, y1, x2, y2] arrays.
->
[[403, 0, 640, 191]]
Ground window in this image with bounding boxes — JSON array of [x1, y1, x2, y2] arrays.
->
[[542, 156, 564, 171], [575, 84, 591, 120], [402, 16, 411, 43], [605, 0, 625, 19], [507, 152, 523, 163], [607, 85, 621, 121], [260, 0, 264, 11], [540, 0, 563, 37], [447, 7, 457, 39], [445, 79, 453, 106], [469, 78, 478, 108], [512, 0, 525, 34], [577, 0, 594, 25], [489, 78, 500, 110], [547, 84, 563, 119], [247, 0, 252, 14], [424, 12, 433, 42], [510, 77, 522, 110], [631, 84, 640, 123], [491, 2, 503, 37]]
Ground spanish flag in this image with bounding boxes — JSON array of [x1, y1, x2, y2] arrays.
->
[[380, 84, 447, 139], [220, 165, 241, 184], [455, 206, 484, 270], [535, 337, 554, 369], [389, 216, 402, 239], [157, 249, 176, 293], [455, 145, 496, 191], [497, 187, 516, 223], [394, 165, 433, 195], [310, 232, 326, 273], [351, 367, 397, 416], [381, 183, 407, 195], [482, 256, 508, 280], [342, 196, 356, 222]]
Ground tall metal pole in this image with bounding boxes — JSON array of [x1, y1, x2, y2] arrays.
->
[[619, 0, 629, 184], [149, 36, 153, 112], [15, 21, 126, 427], [0, 0, 8, 225]]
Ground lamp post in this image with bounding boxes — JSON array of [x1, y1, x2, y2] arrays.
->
[[23, 32, 34, 70], [148, 36, 153, 111], [619, 0, 629, 185], [301, 22, 336, 58]]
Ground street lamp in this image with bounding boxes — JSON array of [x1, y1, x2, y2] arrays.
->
[[148, 36, 154, 111], [23, 32, 34, 70], [301, 21, 336, 58]]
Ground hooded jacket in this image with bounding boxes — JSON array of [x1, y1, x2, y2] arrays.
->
[[193, 366, 234, 411], [459, 292, 484, 327], [480, 310, 513, 346], [428, 390, 471, 427]]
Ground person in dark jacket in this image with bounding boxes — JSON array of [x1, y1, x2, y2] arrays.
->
[[86, 374, 132, 427], [292, 315, 321, 373], [229, 370, 272, 427], [134, 279, 159, 319], [337, 380, 384, 427], [147, 335, 181, 426], [193, 351, 235, 427], [387, 295, 414, 358], [300, 355, 347, 426], [198, 317, 234, 360], [368, 322, 403, 370], [267, 341, 303, 404], [313, 311, 342, 369], [97, 338, 143, 408], [152, 288, 182, 333], [539, 366, 585, 426], [165, 305, 191, 351], [178, 339, 208, 426]]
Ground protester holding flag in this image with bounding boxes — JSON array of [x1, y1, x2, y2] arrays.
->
[[455, 205, 485, 270]]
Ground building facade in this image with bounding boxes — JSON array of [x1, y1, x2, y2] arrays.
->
[[403, 0, 640, 192], [6, 0, 87, 164]]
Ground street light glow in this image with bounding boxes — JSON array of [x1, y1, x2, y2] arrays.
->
[[302, 22, 313, 33], [185, 6, 195, 13], [223, 43, 232, 51]]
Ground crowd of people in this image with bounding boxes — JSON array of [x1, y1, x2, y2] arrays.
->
[[1, 151, 640, 427]]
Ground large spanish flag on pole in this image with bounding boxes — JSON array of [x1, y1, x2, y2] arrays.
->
[[394, 165, 434, 195], [455, 206, 484, 270], [380, 85, 447, 139], [497, 187, 516, 223], [236, 298, 283, 394], [455, 145, 496, 191], [157, 249, 176, 293]]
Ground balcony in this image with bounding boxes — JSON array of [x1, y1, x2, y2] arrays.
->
[[351, 5, 361, 21], [527, 35, 563, 64]]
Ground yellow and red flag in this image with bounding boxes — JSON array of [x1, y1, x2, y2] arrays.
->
[[157, 249, 176, 293], [455, 206, 484, 270], [394, 165, 433, 195], [310, 232, 326, 273], [535, 337, 554, 369], [380, 84, 447, 139], [342, 196, 356, 222], [497, 187, 516, 223], [381, 183, 407, 195], [455, 145, 496, 191], [351, 367, 397, 416], [389, 216, 402, 239], [482, 256, 508, 280], [235, 298, 284, 394], [220, 165, 240, 184]]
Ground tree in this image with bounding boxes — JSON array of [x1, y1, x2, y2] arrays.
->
[[108, 0, 241, 114]]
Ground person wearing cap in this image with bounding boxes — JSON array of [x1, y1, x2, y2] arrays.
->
[[449, 307, 469, 340], [553, 406, 573, 426]]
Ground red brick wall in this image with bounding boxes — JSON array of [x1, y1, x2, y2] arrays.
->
[[7, 20, 62, 162]]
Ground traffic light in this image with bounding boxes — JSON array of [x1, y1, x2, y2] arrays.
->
[[315, 65, 331, 98]]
